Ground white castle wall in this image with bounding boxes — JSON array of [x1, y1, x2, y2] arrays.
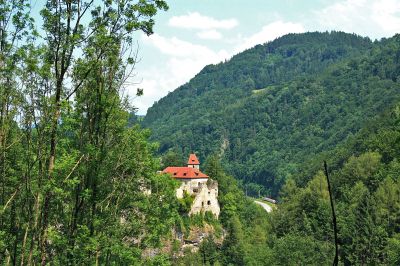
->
[[189, 181, 220, 218], [176, 178, 220, 218], [176, 178, 208, 198]]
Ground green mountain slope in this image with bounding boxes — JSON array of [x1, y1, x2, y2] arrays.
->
[[265, 102, 400, 265], [143, 32, 400, 195]]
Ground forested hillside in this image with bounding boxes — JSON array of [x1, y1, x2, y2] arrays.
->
[[143, 32, 400, 194], [179, 101, 400, 265], [266, 102, 400, 264]]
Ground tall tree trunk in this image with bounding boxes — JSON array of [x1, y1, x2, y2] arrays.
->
[[41, 80, 62, 265]]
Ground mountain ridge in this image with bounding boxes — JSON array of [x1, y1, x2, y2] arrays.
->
[[142, 31, 400, 195]]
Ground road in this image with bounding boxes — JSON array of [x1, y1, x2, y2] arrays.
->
[[254, 200, 273, 213]]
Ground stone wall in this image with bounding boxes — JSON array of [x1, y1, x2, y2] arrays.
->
[[175, 178, 220, 218], [189, 180, 220, 218], [175, 178, 208, 198]]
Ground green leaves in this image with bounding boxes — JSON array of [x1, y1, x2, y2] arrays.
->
[[0, 0, 173, 264], [387, 234, 400, 265], [267, 101, 400, 264], [143, 32, 400, 197]]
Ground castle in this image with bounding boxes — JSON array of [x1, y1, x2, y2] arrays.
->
[[162, 154, 220, 218]]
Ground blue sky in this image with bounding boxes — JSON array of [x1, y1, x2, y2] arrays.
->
[[130, 0, 400, 114]]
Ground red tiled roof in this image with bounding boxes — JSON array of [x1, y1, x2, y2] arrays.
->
[[187, 154, 200, 165], [163, 167, 208, 179]]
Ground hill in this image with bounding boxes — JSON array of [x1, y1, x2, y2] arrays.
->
[[179, 100, 400, 265], [265, 101, 400, 264], [142, 31, 400, 195]]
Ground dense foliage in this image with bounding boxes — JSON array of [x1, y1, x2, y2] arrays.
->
[[0, 0, 180, 264], [175, 102, 400, 265], [143, 32, 400, 195], [267, 102, 400, 264], [142, 31, 400, 265]]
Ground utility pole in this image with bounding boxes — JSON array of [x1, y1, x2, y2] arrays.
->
[[324, 161, 339, 266]]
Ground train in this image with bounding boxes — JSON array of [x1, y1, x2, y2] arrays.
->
[[263, 197, 277, 204]]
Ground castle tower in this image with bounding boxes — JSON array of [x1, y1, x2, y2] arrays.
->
[[187, 153, 200, 169]]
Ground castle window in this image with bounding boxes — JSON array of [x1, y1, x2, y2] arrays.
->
[[208, 191, 210, 195], [202, 202, 204, 206], [193, 188, 198, 193], [207, 200, 211, 205]]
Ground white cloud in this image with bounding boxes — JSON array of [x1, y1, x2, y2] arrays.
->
[[197, 29, 223, 40], [169, 12, 238, 30], [234, 21, 305, 53], [132, 34, 229, 114], [142, 33, 229, 61], [315, 0, 400, 39]]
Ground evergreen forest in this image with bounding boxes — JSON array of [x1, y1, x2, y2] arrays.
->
[[143, 32, 400, 196], [143, 31, 400, 265]]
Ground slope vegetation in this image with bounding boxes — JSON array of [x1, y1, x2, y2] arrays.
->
[[143, 32, 400, 194]]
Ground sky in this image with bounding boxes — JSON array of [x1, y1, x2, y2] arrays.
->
[[128, 0, 400, 115]]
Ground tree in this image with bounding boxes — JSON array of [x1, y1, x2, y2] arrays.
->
[[222, 215, 245, 265], [0, 0, 34, 264], [339, 182, 387, 265], [199, 234, 218, 265], [161, 149, 184, 168], [0, 0, 172, 264]]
